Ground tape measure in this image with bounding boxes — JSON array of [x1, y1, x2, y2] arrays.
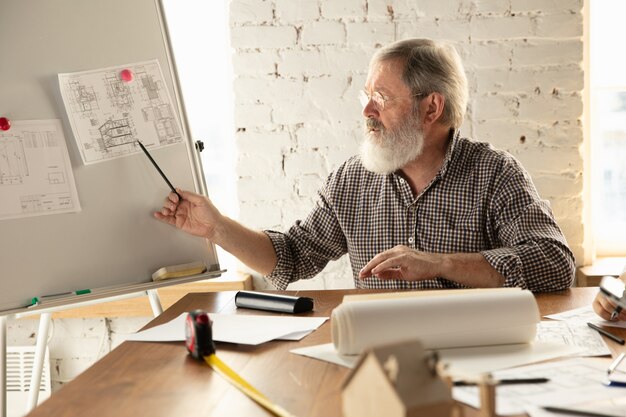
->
[[185, 310, 295, 417]]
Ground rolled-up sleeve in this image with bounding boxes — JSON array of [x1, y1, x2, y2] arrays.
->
[[481, 166, 575, 292], [264, 178, 349, 289]]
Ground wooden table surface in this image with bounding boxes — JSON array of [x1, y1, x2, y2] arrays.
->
[[26, 288, 623, 417]]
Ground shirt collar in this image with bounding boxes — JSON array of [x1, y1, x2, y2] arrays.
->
[[436, 128, 460, 180]]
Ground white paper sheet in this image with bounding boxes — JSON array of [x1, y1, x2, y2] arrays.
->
[[331, 289, 539, 355], [545, 304, 626, 328], [0, 119, 81, 220], [290, 343, 359, 368], [536, 320, 610, 357], [290, 341, 579, 376], [58, 60, 183, 165], [453, 358, 626, 416], [125, 313, 328, 345]]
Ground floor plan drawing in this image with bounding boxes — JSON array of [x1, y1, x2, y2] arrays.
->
[[0, 119, 81, 220], [59, 59, 183, 165], [66, 79, 100, 115], [0, 138, 28, 185]]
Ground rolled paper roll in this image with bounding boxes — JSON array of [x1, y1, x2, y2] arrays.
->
[[331, 289, 539, 355]]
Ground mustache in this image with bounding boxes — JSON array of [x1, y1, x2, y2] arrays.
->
[[366, 118, 384, 130]]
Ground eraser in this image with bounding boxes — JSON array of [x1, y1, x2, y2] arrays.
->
[[152, 261, 207, 281]]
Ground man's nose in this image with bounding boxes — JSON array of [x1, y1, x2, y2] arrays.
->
[[362, 99, 379, 119]]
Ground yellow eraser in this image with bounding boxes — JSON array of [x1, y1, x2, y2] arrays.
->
[[152, 261, 207, 281]]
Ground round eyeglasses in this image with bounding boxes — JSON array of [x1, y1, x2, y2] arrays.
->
[[359, 90, 425, 111]]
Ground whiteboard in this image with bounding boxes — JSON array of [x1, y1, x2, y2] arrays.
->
[[0, 0, 221, 312]]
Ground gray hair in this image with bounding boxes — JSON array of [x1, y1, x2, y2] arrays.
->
[[371, 39, 468, 129]]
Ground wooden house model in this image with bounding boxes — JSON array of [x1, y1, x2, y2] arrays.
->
[[341, 340, 454, 417]]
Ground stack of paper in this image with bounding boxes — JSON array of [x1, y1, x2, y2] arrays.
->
[[292, 289, 581, 376], [125, 313, 328, 345]]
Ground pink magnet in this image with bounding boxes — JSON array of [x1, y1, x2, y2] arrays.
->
[[0, 117, 10, 131], [120, 69, 134, 82]]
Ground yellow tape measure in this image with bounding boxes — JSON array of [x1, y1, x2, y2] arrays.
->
[[185, 310, 295, 417]]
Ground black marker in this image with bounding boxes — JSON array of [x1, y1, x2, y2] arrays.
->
[[587, 322, 625, 345], [453, 377, 549, 387], [136, 140, 182, 200], [543, 405, 620, 417]]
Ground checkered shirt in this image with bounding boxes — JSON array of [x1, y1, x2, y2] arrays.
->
[[265, 131, 575, 291]]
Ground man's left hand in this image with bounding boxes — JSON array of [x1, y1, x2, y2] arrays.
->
[[359, 245, 443, 281]]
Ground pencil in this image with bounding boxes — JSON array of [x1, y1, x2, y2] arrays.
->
[[453, 377, 549, 386], [136, 140, 182, 200]]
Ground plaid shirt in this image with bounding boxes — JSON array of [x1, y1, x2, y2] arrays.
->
[[265, 131, 575, 292]]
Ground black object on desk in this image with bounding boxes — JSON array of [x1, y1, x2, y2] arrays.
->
[[235, 291, 314, 314], [453, 377, 549, 387], [587, 322, 625, 345]]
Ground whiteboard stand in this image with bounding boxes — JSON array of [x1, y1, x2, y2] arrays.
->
[[0, 315, 6, 417], [26, 312, 51, 412], [14, 290, 167, 415], [147, 289, 164, 316]]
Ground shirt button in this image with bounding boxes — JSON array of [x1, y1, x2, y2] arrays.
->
[[408, 237, 414, 244]]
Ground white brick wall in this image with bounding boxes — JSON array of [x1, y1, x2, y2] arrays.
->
[[7, 316, 150, 391], [231, 0, 584, 289]]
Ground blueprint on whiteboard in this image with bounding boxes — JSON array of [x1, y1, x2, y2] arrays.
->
[[58, 59, 183, 165], [0, 119, 81, 220]]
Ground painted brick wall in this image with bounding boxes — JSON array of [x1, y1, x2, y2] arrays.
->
[[230, 0, 585, 289]]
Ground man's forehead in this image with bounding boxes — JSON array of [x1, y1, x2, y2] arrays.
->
[[365, 59, 407, 93]]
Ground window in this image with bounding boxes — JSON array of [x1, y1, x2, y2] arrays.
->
[[162, 1, 238, 269], [590, 0, 626, 255]]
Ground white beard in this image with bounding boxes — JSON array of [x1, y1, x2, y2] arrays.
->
[[360, 115, 424, 174]]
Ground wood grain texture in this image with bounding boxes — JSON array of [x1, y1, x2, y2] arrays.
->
[[26, 288, 617, 417]]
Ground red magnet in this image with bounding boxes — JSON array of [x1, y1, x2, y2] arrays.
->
[[120, 68, 134, 82], [0, 117, 10, 131]]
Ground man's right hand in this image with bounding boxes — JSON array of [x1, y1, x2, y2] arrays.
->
[[154, 189, 278, 276], [153, 189, 222, 240]]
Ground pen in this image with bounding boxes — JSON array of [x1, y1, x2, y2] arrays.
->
[[453, 377, 549, 387], [136, 140, 182, 200], [608, 352, 626, 375], [30, 289, 92, 306], [587, 322, 626, 345], [610, 305, 622, 321], [543, 405, 621, 417]]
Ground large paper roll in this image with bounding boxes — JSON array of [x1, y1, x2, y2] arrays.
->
[[331, 290, 539, 355]]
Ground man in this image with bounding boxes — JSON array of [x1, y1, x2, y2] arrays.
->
[[155, 38, 575, 292]]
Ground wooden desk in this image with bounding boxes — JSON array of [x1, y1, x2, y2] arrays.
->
[[26, 288, 623, 417]]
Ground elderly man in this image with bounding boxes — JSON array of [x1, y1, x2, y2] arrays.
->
[[155, 38, 575, 292]]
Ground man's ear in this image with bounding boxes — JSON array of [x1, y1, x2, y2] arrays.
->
[[420, 92, 446, 127]]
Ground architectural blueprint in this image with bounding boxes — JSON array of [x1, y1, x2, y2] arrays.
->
[[536, 320, 610, 357], [0, 119, 81, 220], [58, 60, 183, 165], [453, 358, 624, 416]]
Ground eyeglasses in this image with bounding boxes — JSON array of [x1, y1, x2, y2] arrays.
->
[[359, 90, 425, 111]]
